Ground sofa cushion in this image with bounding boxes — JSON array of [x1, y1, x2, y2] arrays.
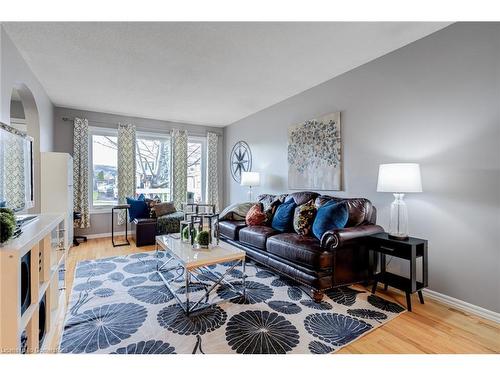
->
[[271, 200, 297, 232], [153, 202, 176, 217], [258, 194, 287, 224], [220, 202, 255, 221], [219, 220, 247, 240], [239, 226, 279, 250], [246, 204, 267, 226], [156, 211, 184, 235], [315, 196, 376, 226], [286, 191, 320, 206], [126, 196, 149, 222], [312, 201, 349, 240], [266, 233, 333, 269], [293, 199, 317, 236]]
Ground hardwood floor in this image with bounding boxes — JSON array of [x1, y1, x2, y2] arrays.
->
[[53, 237, 500, 354]]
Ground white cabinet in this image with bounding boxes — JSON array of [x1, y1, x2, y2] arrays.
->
[[41, 153, 73, 250]]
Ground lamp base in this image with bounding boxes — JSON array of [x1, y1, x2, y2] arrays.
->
[[388, 233, 409, 241]]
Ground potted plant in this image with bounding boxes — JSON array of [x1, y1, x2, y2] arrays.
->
[[196, 230, 210, 249], [186, 191, 195, 204], [0, 208, 16, 244]]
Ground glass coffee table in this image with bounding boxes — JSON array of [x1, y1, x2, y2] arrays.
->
[[155, 235, 246, 315]]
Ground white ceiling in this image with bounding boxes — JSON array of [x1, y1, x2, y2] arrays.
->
[[4, 22, 450, 126]]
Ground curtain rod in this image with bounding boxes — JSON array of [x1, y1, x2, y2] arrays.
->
[[61, 116, 222, 137]]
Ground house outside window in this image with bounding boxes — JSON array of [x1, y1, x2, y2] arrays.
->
[[89, 128, 118, 210], [136, 133, 171, 202], [89, 128, 206, 210]]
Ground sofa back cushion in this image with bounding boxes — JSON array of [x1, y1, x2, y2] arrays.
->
[[258, 193, 287, 224], [246, 204, 267, 226], [154, 202, 176, 217], [286, 191, 319, 206], [312, 201, 349, 240], [293, 199, 317, 236], [315, 196, 376, 227], [271, 200, 297, 232]]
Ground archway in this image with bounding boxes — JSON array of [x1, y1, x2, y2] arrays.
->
[[9, 84, 41, 214]]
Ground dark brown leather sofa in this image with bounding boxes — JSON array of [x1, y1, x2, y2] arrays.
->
[[219, 191, 383, 301]]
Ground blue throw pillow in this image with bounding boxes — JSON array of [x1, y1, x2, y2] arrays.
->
[[126, 197, 149, 222], [312, 201, 349, 240], [271, 200, 297, 232]]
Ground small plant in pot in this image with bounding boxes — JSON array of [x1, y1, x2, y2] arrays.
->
[[196, 230, 210, 249], [0, 208, 16, 244], [186, 191, 195, 204], [181, 226, 190, 241]]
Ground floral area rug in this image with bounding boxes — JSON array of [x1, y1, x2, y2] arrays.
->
[[59, 251, 405, 354]]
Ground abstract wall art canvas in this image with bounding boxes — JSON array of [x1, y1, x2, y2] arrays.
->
[[288, 112, 342, 190]]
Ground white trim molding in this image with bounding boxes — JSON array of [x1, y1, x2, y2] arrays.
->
[[423, 289, 500, 324], [83, 231, 127, 240]]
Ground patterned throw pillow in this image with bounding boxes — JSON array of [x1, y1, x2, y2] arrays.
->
[[245, 204, 267, 226], [153, 202, 177, 218], [293, 199, 317, 236]]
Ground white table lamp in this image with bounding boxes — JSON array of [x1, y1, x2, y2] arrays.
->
[[377, 163, 422, 240], [241, 171, 260, 201]]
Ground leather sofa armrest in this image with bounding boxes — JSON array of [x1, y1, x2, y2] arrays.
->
[[321, 224, 384, 250]]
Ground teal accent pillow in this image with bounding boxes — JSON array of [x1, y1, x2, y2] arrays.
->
[[312, 201, 349, 240], [271, 200, 297, 232], [126, 196, 149, 222]]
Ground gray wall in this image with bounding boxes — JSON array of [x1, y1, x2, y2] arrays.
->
[[53, 106, 224, 237], [1, 25, 55, 214], [224, 23, 500, 312]]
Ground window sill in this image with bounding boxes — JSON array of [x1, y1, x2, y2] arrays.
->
[[90, 209, 114, 215]]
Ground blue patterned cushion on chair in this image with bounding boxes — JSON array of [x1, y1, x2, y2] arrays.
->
[[126, 196, 149, 222]]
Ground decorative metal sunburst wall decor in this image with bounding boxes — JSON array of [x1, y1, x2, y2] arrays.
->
[[230, 141, 252, 183]]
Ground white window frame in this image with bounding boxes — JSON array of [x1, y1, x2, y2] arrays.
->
[[187, 136, 207, 203], [88, 127, 118, 213], [135, 131, 172, 202]]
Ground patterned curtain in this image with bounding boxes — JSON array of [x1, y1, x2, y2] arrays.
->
[[4, 133, 26, 210], [206, 132, 219, 211], [73, 117, 90, 228], [171, 129, 187, 210], [117, 124, 136, 224]]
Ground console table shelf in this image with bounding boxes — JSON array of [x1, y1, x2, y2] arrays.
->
[[0, 214, 67, 354]]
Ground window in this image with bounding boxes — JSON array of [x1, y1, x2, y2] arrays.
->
[[187, 138, 206, 203], [88, 128, 207, 209], [90, 131, 118, 208], [136, 134, 171, 202]]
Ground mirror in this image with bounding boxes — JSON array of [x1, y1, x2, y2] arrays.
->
[[0, 89, 34, 211]]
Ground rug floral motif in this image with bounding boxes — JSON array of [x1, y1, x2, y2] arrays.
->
[[59, 251, 405, 354]]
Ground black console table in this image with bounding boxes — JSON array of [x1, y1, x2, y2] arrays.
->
[[111, 204, 130, 247], [365, 232, 428, 311]]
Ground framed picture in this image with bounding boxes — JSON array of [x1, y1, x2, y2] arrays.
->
[[287, 111, 342, 190]]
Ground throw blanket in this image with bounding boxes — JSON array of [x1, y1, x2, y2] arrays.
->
[[219, 202, 255, 221]]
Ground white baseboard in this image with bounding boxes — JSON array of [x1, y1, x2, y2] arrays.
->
[[423, 289, 500, 324], [83, 231, 128, 240]]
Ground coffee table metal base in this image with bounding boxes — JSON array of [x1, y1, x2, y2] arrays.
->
[[155, 245, 246, 315]]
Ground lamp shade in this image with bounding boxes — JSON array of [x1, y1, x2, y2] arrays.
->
[[377, 163, 422, 193], [241, 171, 260, 187]]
